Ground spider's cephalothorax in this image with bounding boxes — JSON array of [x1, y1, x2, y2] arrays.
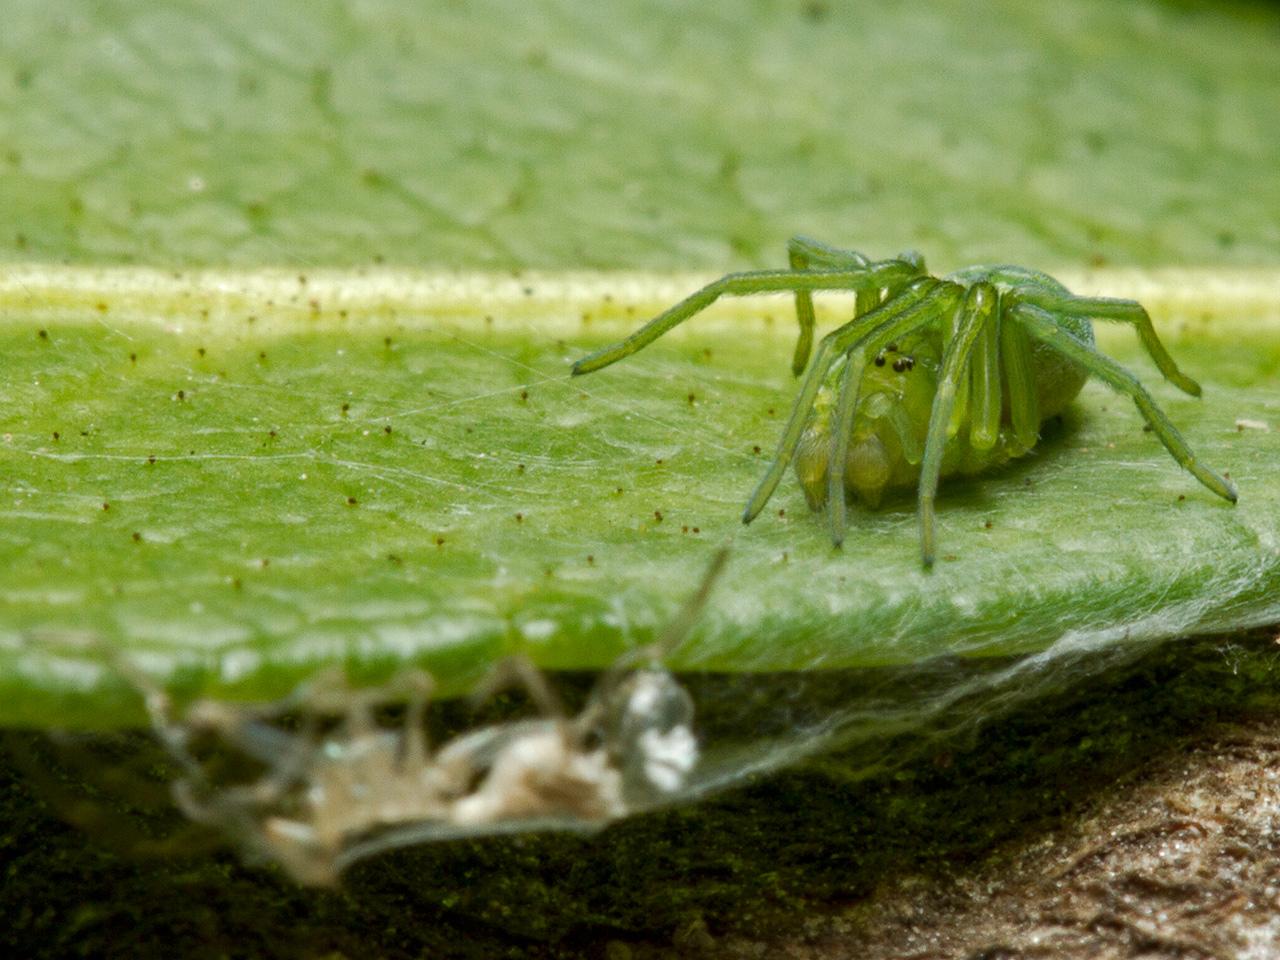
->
[[792, 265, 1096, 513], [572, 237, 1237, 566]]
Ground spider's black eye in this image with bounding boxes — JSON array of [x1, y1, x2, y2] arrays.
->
[[874, 353, 886, 367], [892, 357, 909, 373]]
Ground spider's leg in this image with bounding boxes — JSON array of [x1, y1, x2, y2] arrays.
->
[[742, 277, 941, 526], [968, 298, 1003, 450], [185, 701, 300, 769], [472, 655, 569, 720], [392, 670, 435, 769], [189, 699, 324, 808], [1017, 293, 1202, 396], [571, 261, 917, 376], [109, 655, 206, 782], [649, 544, 730, 660], [297, 669, 379, 741], [578, 545, 729, 742], [1010, 303, 1237, 503], [786, 235, 873, 265], [826, 354, 862, 537], [999, 307, 1040, 449], [940, 303, 972, 438], [197, 669, 351, 805], [824, 281, 966, 545], [918, 284, 997, 567], [329, 668, 437, 768], [787, 236, 874, 376]]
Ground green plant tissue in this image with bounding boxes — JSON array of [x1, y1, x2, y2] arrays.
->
[[1, 0, 1278, 738]]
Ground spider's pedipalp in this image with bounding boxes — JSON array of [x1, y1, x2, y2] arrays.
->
[[1011, 302, 1237, 504], [916, 282, 997, 566], [825, 281, 965, 545], [742, 278, 940, 526], [1018, 293, 1203, 397]]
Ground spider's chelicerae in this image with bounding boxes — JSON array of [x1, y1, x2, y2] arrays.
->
[[572, 236, 1237, 566]]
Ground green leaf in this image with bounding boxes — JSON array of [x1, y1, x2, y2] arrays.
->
[[3, 1, 1280, 270], [2, 266, 1278, 727], [3, 0, 1280, 734]]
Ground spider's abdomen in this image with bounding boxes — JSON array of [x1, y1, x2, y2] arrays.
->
[[793, 313, 1092, 511]]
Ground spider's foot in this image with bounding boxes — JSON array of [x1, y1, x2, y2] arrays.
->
[[570, 348, 618, 376], [918, 499, 938, 570]]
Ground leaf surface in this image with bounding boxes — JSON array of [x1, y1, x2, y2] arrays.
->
[[3, 267, 1277, 726], [2, 0, 1279, 730]]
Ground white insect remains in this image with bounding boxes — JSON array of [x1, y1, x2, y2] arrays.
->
[[133, 550, 727, 886]]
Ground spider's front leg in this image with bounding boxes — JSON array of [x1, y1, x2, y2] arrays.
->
[[823, 281, 966, 545], [917, 283, 998, 567], [571, 259, 918, 376]]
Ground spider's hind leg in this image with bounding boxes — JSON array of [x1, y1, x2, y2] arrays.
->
[[1017, 293, 1202, 397], [1010, 302, 1237, 503], [997, 306, 1041, 450]]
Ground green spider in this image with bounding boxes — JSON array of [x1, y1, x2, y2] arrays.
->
[[571, 236, 1237, 567]]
